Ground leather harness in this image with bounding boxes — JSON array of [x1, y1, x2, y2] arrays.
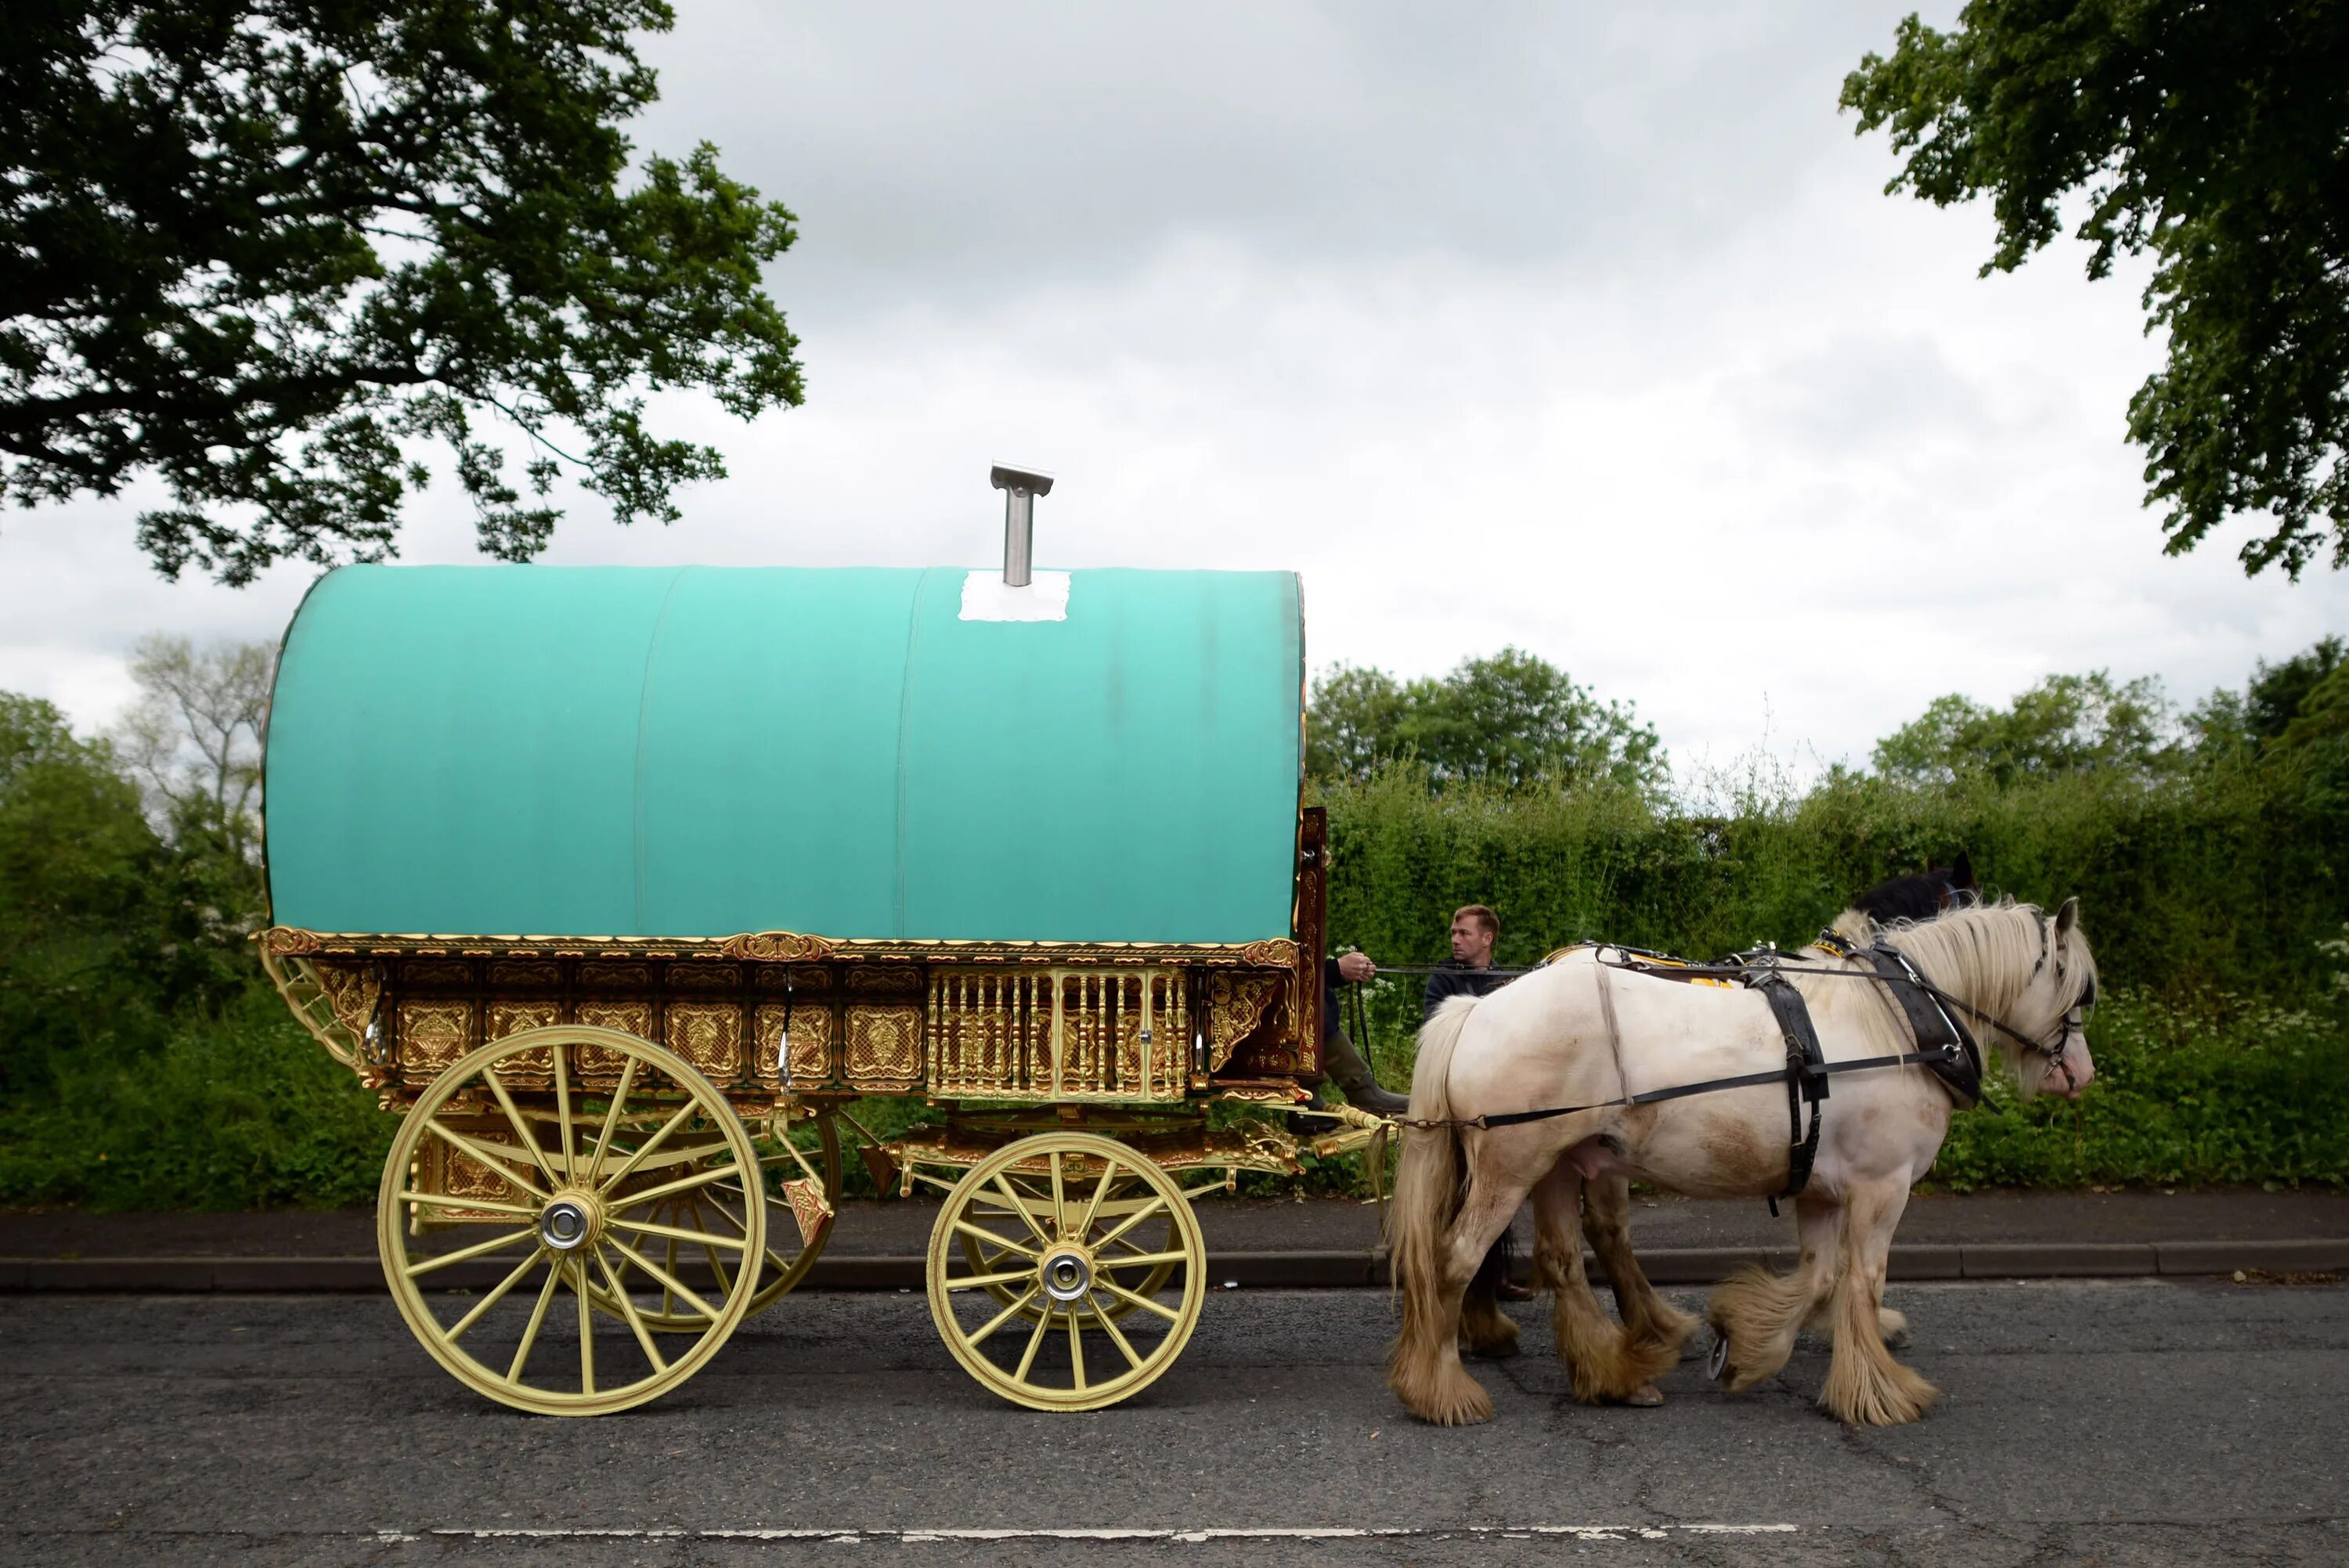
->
[[1413, 930, 1994, 1206]]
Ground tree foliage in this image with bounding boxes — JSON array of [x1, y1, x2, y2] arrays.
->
[[2, 0, 803, 582], [110, 635, 271, 886], [1842, 2, 2349, 576], [1308, 647, 1663, 791], [1873, 671, 2176, 787]]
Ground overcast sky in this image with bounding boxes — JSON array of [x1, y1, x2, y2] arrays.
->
[[6, 1, 2344, 784]]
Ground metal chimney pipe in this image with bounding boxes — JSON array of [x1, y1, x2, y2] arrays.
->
[[990, 464, 1054, 586]]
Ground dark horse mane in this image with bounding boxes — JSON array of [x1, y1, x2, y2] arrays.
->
[[1846, 852, 1979, 926]]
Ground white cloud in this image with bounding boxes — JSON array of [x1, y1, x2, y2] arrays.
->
[[3, 1, 2341, 774]]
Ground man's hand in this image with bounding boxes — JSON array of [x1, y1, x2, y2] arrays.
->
[[1337, 951, 1376, 982]]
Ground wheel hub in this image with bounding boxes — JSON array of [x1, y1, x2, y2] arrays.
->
[[538, 1191, 602, 1252], [1037, 1244, 1094, 1303]]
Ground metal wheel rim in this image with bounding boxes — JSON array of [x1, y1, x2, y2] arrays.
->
[[926, 1131, 1205, 1412], [377, 1026, 767, 1416]]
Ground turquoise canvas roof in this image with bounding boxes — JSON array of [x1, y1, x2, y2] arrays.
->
[[264, 564, 1304, 943]]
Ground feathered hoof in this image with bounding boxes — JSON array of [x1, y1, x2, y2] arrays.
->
[[1877, 1307, 1911, 1349], [1460, 1309, 1521, 1358], [1616, 1382, 1665, 1407], [1820, 1357, 1939, 1426], [1391, 1357, 1495, 1426], [1568, 1327, 1681, 1406]]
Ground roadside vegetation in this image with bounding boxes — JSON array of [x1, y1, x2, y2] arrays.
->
[[4, 640, 2347, 1208]]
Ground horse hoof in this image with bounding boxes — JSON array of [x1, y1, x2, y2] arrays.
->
[[1620, 1382, 1665, 1407], [1706, 1332, 1730, 1382]]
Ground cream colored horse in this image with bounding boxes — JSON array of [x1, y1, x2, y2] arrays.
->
[[1388, 899, 2097, 1427]]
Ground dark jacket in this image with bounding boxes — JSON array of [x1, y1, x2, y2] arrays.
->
[[1423, 958, 1510, 1023]]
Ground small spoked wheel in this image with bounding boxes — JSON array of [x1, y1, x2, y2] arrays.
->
[[594, 1106, 842, 1332], [377, 1026, 766, 1416], [926, 1132, 1205, 1411]]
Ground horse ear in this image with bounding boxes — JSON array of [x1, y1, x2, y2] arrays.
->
[[2055, 896, 2079, 934], [1951, 850, 1975, 889]]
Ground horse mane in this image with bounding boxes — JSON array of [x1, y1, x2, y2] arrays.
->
[[1821, 898, 2095, 1066]]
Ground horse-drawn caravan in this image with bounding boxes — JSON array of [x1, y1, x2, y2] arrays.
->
[[259, 488, 1380, 1415], [259, 478, 2107, 1429]]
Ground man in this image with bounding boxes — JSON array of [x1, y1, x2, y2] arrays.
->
[[1423, 905, 1531, 1302], [1320, 948, 1407, 1115]]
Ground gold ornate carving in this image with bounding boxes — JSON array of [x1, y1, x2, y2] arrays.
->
[[1239, 939, 1300, 968], [578, 961, 654, 990], [258, 925, 323, 957], [1202, 973, 1280, 1072], [846, 965, 923, 994], [723, 930, 838, 962], [486, 1001, 561, 1040], [575, 1000, 654, 1037], [485, 960, 561, 989], [314, 961, 382, 1039], [755, 1003, 835, 1085], [397, 1000, 474, 1074], [929, 971, 1048, 1097], [402, 959, 474, 988], [928, 968, 1188, 1101], [754, 964, 829, 992], [665, 1003, 745, 1079], [665, 963, 742, 993], [845, 1004, 924, 1090]]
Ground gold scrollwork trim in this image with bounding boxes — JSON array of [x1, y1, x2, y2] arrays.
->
[[259, 926, 1301, 968]]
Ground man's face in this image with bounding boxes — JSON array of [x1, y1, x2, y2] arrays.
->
[[1449, 915, 1494, 967]]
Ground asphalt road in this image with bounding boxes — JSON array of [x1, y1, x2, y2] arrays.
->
[[3, 1279, 2345, 1567]]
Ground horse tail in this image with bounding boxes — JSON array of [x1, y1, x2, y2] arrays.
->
[[1387, 994, 1492, 1422]]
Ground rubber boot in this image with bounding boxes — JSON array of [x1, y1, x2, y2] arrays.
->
[[1322, 1026, 1408, 1116]]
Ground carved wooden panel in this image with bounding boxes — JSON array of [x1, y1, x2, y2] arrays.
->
[[486, 961, 561, 989], [846, 1003, 923, 1090], [578, 961, 654, 990], [397, 999, 474, 1075], [401, 959, 474, 988], [755, 1003, 835, 1087], [665, 1003, 745, 1080], [666, 963, 743, 993]]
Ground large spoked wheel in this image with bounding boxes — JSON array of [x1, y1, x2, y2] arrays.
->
[[927, 1132, 1205, 1412], [377, 1026, 767, 1416], [602, 1106, 842, 1332]]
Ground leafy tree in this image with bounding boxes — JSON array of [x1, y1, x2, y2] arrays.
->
[[0, 694, 169, 1096], [1308, 647, 1664, 791], [1842, 4, 2349, 576], [2, 0, 803, 583], [1874, 671, 2175, 787]]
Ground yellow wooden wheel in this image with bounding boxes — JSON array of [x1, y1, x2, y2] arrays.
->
[[926, 1132, 1205, 1411], [603, 1106, 841, 1332], [377, 1026, 766, 1416]]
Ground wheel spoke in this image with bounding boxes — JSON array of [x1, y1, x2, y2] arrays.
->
[[594, 1245, 668, 1375], [1095, 1194, 1170, 1252], [967, 1286, 1043, 1346], [607, 1159, 743, 1213], [444, 1248, 548, 1342], [603, 1234, 721, 1321], [400, 1190, 538, 1219], [1048, 1149, 1068, 1240], [1095, 1278, 1181, 1322], [595, 1100, 700, 1195], [404, 1224, 538, 1278], [604, 1216, 750, 1251], [551, 1040, 577, 1184], [1067, 1303, 1085, 1391], [481, 1065, 562, 1188], [1013, 1300, 1054, 1382], [1086, 1296, 1146, 1370], [507, 1255, 566, 1382], [612, 1139, 739, 1178], [990, 1174, 1054, 1249], [1074, 1157, 1119, 1238], [420, 1121, 550, 1202], [574, 1256, 595, 1396], [1095, 1249, 1189, 1269], [950, 1218, 1037, 1259], [945, 1266, 1041, 1292], [583, 1058, 638, 1187]]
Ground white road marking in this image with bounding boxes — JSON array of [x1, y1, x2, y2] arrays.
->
[[418, 1523, 1798, 1544]]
